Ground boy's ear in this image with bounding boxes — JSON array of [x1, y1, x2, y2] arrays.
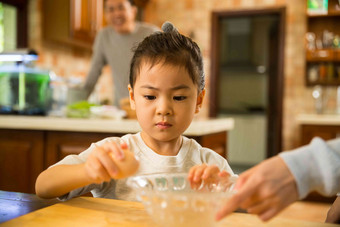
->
[[195, 88, 206, 113], [128, 84, 136, 110]]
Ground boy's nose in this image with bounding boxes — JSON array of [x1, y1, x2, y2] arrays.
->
[[156, 98, 173, 116]]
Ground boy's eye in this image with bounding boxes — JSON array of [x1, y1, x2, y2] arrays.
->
[[144, 95, 156, 100], [173, 96, 187, 101]]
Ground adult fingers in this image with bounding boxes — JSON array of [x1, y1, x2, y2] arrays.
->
[[216, 174, 259, 221], [216, 190, 246, 220], [258, 206, 282, 222], [246, 196, 276, 215]]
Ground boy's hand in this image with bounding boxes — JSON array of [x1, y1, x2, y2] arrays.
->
[[84, 140, 125, 184], [188, 164, 230, 190]]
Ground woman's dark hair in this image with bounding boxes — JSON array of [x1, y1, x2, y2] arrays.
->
[[129, 22, 205, 92]]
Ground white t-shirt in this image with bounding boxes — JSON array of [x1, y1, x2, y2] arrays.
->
[[280, 137, 340, 199], [53, 132, 235, 201]]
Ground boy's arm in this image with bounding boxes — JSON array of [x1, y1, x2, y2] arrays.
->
[[35, 163, 92, 199], [35, 141, 138, 199]]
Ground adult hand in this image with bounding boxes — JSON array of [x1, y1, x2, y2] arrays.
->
[[326, 196, 340, 224], [216, 156, 298, 222]]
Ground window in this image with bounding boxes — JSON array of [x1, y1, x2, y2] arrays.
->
[[0, 2, 17, 51], [0, 0, 27, 49]]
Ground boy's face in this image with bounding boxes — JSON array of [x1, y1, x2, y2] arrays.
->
[[104, 0, 137, 34], [129, 62, 205, 144]]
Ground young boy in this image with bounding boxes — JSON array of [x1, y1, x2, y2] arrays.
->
[[35, 22, 235, 201]]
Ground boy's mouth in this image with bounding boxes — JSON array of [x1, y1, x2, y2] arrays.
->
[[156, 122, 172, 129]]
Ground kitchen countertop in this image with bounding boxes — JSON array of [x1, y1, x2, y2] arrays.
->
[[297, 114, 340, 125], [2, 195, 334, 226], [0, 115, 234, 136]]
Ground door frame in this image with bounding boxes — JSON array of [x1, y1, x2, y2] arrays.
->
[[209, 7, 286, 157]]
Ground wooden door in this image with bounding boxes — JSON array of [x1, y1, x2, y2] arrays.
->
[[209, 7, 286, 158]]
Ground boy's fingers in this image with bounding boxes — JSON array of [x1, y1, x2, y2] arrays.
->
[[202, 165, 219, 179], [120, 142, 128, 150], [93, 143, 119, 178], [98, 153, 118, 178], [193, 165, 207, 182], [104, 141, 125, 160], [218, 170, 230, 178], [88, 158, 111, 182], [188, 165, 198, 179]]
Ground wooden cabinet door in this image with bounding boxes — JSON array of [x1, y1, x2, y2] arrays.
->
[[0, 129, 44, 193], [70, 0, 104, 43], [42, 0, 104, 49], [301, 125, 340, 146], [45, 131, 123, 168], [191, 132, 228, 159]]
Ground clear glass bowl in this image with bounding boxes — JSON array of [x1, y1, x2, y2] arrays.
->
[[127, 172, 237, 227]]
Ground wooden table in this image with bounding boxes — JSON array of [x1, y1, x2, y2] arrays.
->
[[0, 191, 336, 226]]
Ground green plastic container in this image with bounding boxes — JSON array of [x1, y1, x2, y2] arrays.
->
[[0, 65, 51, 115]]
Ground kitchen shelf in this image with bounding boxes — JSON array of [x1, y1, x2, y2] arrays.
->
[[307, 80, 340, 87], [307, 0, 340, 17], [305, 0, 340, 86], [306, 49, 340, 62]]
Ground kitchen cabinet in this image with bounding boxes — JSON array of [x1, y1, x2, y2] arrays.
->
[[70, 0, 105, 44], [46, 131, 228, 167], [42, 0, 149, 49], [305, 0, 340, 86], [45, 131, 121, 168], [0, 130, 44, 194], [300, 124, 340, 146], [42, 0, 105, 49]]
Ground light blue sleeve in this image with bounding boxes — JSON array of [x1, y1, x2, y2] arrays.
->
[[279, 137, 340, 199]]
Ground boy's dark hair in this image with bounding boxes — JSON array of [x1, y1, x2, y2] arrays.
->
[[129, 22, 205, 92]]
